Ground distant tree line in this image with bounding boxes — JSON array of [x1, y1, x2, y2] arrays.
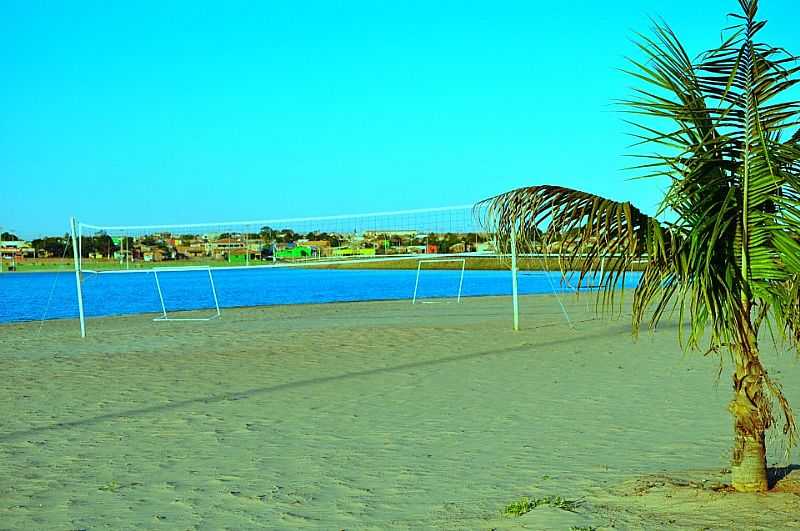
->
[[32, 233, 123, 258], [30, 236, 70, 257], [259, 226, 344, 246]]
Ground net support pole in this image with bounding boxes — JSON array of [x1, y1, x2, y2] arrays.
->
[[412, 261, 423, 304], [510, 227, 520, 331], [78, 221, 83, 271], [457, 258, 465, 304], [70, 217, 86, 338], [208, 267, 221, 318], [152, 270, 168, 319]]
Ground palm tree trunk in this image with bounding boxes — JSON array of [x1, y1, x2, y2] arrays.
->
[[729, 318, 769, 492], [731, 426, 767, 492]]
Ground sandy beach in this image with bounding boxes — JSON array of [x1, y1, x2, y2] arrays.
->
[[1, 294, 799, 530]]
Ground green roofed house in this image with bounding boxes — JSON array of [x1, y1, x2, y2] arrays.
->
[[276, 246, 313, 259], [228, 248, 261, 264]]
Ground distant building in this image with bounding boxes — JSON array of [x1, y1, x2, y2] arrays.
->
[[363, 230, 418, 239], [301, 240, 333, 257], [0, 240, 35, 259], [228, 248, 261, 264], [300, 240, 331, 248], [276, 246, 314, 258], [208, 238, 245, 259], [332, 247, 376, 257], [142, 248, 167, 262], [176, 244, 206, 258]]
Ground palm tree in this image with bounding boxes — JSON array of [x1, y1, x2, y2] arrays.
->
[[479, 0, 800, 492]]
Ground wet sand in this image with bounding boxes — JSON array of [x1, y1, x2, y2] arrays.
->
[[1, 295, 798, 529]]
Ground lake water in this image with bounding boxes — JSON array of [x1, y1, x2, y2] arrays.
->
[[0, 268, 642, 324]]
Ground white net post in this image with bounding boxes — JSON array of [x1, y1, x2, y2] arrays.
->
[[70, 217, 86, 338], [510, 227, 519, 331], [152, 268, 168, 319]]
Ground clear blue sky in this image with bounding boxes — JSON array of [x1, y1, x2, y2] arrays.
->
[[2, 0, 797, 238]]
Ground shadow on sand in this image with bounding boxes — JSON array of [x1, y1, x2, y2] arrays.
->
[[0, 323, 629, 443], [769, 464, 800, 489]]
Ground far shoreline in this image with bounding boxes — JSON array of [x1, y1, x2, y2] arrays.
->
[[0, 290, 603, 329], [1, 255, 647, 274]]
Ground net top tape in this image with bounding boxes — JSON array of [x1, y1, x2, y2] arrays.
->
[[79, 204, 481, 232]]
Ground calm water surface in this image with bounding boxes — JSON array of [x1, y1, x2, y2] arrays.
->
[[0, 268, 641, 323]]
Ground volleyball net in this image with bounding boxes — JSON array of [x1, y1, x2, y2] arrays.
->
[[75, 204, 489, 271], [65, 204, 589, 337]]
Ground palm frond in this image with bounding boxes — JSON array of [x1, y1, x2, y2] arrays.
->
[[477, 185, 664, 309]]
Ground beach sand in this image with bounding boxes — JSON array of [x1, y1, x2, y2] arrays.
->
[[1, 295, 799, 530]]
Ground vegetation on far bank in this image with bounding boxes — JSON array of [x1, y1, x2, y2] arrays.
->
[[3, 256, 648, 273]]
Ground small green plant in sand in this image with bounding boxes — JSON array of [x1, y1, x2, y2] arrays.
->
[[502, 497, 535, 517], [98, 480, 121, 493], [501, 495, 583, 517]]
